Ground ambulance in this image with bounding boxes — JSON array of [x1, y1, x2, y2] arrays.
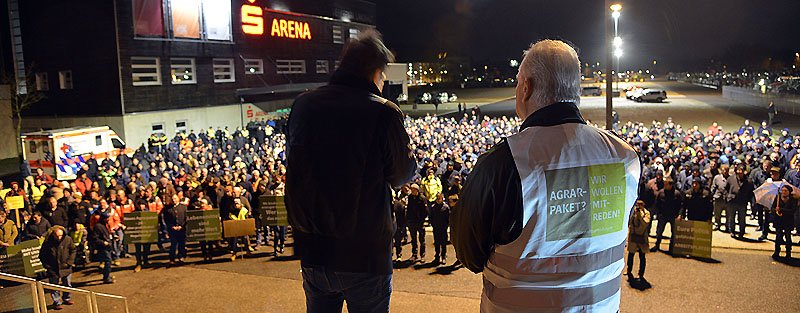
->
[[21, 126, 132, 181]]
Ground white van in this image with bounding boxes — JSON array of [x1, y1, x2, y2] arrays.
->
[[21, 126, 131, 181]]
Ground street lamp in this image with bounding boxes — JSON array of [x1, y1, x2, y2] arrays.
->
[[605, 2, 622, 130]]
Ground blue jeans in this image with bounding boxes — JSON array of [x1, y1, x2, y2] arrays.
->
[[48, 274, 72, 305], [302, 266, 391, 313]]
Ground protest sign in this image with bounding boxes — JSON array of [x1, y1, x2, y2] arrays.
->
[[0, 239, 44, 277], [258, 195, 289, 226], [223, 218, 256, 238], [123, 211, 159, 244], [672, 219, 713, 258], [186, 210, 223, 242]]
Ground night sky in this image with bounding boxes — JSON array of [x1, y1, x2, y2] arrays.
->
[[374, 0, 800, 71]]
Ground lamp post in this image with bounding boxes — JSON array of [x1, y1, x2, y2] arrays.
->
[[605, 2, 622, 130]]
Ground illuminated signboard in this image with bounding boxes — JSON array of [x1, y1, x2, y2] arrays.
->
[[241, 0, 312, 40]]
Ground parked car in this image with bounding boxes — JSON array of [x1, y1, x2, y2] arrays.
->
[[430, 91, 458, 104], [396, 93, 408, 103], [581, 86, 602, 96], [632, 89, 667, 102], [625, 87, 644, 99], [415, 92, 432, 104]]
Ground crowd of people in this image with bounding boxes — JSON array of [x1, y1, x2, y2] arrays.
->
[[1, 108, 800, 308]]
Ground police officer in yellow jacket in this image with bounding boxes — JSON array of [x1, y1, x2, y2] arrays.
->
[[452, 40, 641, 312]]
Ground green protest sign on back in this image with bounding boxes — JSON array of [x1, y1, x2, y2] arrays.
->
[[0, 239, 44, 277], [544, 163, 626, 241], [259, 195, 289, 226], [186, 210, 223, 242], [123, 212, 159, 244]]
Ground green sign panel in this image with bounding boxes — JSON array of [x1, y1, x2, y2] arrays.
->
[[186, 210, 223, 242], [544, 163, 626, 241], [123, 212, 159, 244], [259, 195, 289, 226], [672, 220, 713, 258], [0, 239, 45, 277]]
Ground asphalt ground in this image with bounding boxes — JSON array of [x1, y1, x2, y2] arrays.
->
[[473, 81, 800, 133], [2, 213, 798, 313]]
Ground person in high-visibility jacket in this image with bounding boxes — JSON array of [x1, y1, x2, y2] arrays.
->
[[452, 40, 641, 313], [227, 198, 253, 261], [421, 168, 442, 203]]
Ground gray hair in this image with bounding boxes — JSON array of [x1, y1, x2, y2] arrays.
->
[[519, 40, 581, 107]]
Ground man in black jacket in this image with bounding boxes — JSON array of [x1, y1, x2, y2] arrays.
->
[[727, 166, 755, 238], [286, 30, 415, 312], [42, 196, 69, 228], [406, 184, 428, 262], [163, 193, 188, 264], [40, 226, 76, 310], [651, 178, 682, 253]]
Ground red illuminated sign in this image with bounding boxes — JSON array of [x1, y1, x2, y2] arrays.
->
[[241, 0, 312, 40]]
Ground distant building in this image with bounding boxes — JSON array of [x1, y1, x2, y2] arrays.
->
[[4, 0, 376, 149]]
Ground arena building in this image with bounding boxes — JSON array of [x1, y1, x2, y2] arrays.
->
[[6, 0, 377, 149]]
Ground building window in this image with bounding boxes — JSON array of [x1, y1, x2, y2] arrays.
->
[[170, 0, 201, 39], [349, 28, 359, 39], [316, 60, 329, 74], [35, 72, 49, 91], [170, 58, 196, 84], [202, 0, 232, 40], [152, 123, 165, 133], [132, 57, 162, 86], [335, 60, 341, 69], [332, 25, 344, 44], [134, 0, 166, 37], [276, 60, 306, 74], [213, 58, 235, 83], [244, 59, 263, 74], [176, 120, 188, 133], [135, 0, 231, 41], [58, 71, 73, 90]]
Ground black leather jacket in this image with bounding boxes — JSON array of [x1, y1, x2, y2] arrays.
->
[[286, 70, 416, 274]]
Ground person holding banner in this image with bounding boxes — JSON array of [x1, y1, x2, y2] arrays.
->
[[0, 210, 18, 254], [90, 213, 114, 284], [681, 180, 713, 222], [132, 200, 152, 272], [772, 185, 797, 259], [227, 198, 254, 261]]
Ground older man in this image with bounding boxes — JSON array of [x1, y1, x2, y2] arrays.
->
[[40, 226, 77, 310], [452, 40, 641, 312]]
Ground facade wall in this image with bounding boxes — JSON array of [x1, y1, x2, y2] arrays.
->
[[0, 86, 17, 160], [116, 0, 374, 113], [18, 0, 123, 117], [121, 103, 245, 150]]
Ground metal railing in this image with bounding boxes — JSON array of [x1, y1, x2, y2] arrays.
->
[[0, 271, 42, 313], [0, 271, 129, 313]]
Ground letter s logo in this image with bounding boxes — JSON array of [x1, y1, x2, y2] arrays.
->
[[242, 0, 263, 35]]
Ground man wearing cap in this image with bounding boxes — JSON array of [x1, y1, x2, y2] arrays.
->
[[452, 40, 641, 312]]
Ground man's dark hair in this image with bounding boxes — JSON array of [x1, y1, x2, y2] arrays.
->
[[338, 29, 395, 79]]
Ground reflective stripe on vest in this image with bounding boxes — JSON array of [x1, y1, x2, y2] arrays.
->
[[482, 122, 641, 312]]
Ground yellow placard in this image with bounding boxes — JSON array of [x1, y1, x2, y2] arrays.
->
[[6, 196, 24, 210]]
